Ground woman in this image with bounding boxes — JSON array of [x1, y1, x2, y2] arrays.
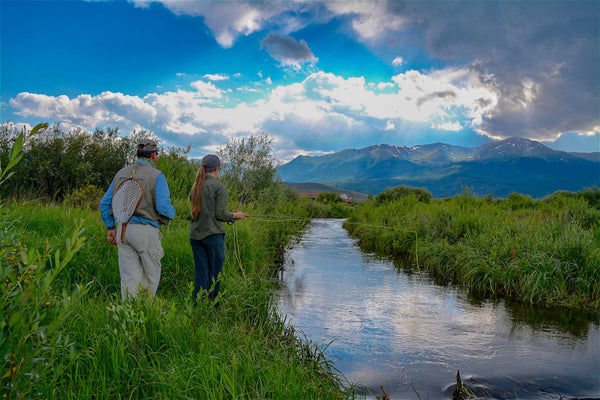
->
[[189, 154, 247, 303]]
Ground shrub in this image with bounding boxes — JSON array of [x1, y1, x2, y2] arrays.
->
[[316, 191, 343, 204], [375, 185, 432, 205], [506, 192, 535, 210], [63, 184, 105, 209]]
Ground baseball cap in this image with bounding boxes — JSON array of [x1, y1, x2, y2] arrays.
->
[[138, 139, 158, 152], [202, 154, 221, 168]]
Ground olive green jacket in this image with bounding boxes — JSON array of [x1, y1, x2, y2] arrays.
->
[[189, 175, 234, 241]]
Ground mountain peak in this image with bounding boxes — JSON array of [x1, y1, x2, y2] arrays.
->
[[474, 137, 558, 159], [277, 136, 599, 198]]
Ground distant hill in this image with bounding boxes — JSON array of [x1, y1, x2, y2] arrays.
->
[[572, 152, 600, 163], [278, 137, 600, 198], [285, 182, 369, 202]]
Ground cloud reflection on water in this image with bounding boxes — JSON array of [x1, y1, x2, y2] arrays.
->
[[277, 219, 600, 400]]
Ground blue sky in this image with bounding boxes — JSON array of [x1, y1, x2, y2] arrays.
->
[[1, 0, 598, 160]]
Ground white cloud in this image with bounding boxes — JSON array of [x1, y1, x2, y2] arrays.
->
[[9, 67, 499, 157], [392, 56, 404, 66], [377, 82, 395, 90], [435, 122, 463, 131], [129, 1, 405, 48], [129, 1, 286, 48], [325, 2, 407, 42], [203, 74, 229, 81], [190, 80, 224, 99]]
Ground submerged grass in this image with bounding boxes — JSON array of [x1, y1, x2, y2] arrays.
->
[[346, 192, 600, 310], [1, 198, 352, 399]]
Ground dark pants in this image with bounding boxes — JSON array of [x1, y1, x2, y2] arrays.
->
[[190, 234, 225, 302]]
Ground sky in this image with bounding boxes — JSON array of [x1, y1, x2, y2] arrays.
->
[[1, 0, 599, 161]]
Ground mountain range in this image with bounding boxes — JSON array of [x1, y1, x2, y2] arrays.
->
[[278, 137, 600, 198]]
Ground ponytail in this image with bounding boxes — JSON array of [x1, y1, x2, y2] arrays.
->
[[190, 162, 219, 220], [191, 163, 208, 220]]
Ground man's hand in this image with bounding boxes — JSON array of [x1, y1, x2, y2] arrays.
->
[[107, 228, 117, 245]]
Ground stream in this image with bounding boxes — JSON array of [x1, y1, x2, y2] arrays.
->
[[276, 219, 600, 400]]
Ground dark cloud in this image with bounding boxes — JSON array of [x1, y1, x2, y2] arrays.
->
[[416, 90, 456, 108], [261, 34, 318, 66], [384, 1, 599, 141]]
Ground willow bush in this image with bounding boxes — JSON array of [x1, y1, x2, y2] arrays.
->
[[347, 187, 600, 309]]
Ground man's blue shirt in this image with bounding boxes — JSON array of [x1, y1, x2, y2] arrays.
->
[[100, 160, 176, 229]]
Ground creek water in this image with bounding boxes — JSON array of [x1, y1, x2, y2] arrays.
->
[[276, 219, 600, 400]]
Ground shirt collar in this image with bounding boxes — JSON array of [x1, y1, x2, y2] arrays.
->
[[136, 157, 155, 168]]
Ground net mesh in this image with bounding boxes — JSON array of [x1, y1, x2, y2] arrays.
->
[[113, 179, 143, 223]]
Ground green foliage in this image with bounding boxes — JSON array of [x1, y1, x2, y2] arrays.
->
[[348, 190, 600, 309], [155, 146, 198, 200], [375, 185, 432, 205], [0, 123, 48, 187], [217, 134, 285, 205], [0, 125, 138, 200], [1, 124, 89, 398], [316, 191, 343, 204], [63, 184, 105, 210], [505, 192, 535, 210], [578, 186, 600, 208], [0, 198, 351, 399]]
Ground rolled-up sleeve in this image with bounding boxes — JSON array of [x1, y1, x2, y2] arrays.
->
[[155, 173, 176, 220], [99, 180, 116, 229]]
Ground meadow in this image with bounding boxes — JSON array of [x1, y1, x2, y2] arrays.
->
[[1, 126, 354, 399], [346, 186, 600, 309], [1, 197, 358, 399]]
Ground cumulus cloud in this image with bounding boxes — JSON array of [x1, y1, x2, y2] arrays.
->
[[190, 80, 224, 99], [203, 74, 229, 81], [129, 1, 330, 48], [392, 56, 404, 67], [261, 34, 318, 68], [325, 2, 407, 42], [9, 65, 499, 158], [384, 1, 599, 142], [132, 1, 597, 144]]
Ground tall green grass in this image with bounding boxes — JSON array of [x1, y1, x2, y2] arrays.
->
[[346, 191, 600, 309], [1, 198, 353, 399]]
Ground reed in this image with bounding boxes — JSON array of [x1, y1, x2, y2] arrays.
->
[[346, 191, 600, 309]]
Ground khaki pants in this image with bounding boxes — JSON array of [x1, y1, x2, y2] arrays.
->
[[117, 223, 164, 301]]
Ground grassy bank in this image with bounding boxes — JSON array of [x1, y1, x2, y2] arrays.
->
[[1, 198, 353, 399], [345, 189, 600, 310]]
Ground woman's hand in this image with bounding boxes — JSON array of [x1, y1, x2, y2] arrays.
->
[[233, 211, 248, 220]]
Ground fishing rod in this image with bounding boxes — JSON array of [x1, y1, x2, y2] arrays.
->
[[227, 214, 312, 224]]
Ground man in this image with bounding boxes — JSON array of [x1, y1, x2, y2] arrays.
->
[[99, 138, 176, 300]]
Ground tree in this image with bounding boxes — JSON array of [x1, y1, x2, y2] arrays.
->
[[316, 192, 343, 204], [0, 124, 138, 199], [217, 134, 284, 205]]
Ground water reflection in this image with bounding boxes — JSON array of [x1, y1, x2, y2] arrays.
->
[[276, 219, 600, 400]]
